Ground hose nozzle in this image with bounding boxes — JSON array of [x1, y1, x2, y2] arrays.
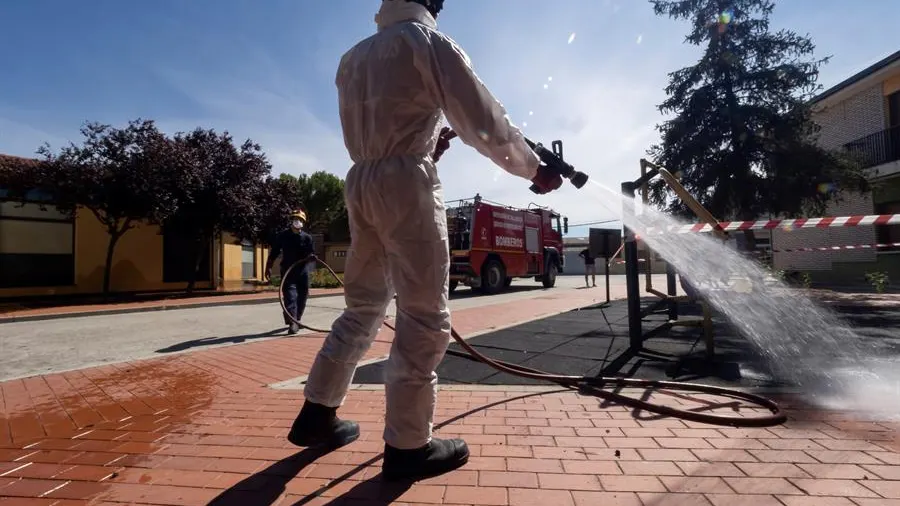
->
[[525, 138, 589, 194], [568, 170, 590, 189]]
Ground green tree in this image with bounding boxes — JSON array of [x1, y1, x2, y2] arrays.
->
[[164, 128, 272, 292], [33, 119, 176, 295], [243, 172, 349, 256], [246, 175, 305, 246], [0, 155, 42, 199], [278, 171, 346, 235], [326, 207, 351, 243], [646, 0, 868, 250]]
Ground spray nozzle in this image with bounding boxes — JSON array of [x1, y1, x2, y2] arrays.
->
[[524, 138, 589, 194]]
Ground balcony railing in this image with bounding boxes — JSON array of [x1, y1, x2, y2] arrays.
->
[[843, 124, 900, 170]]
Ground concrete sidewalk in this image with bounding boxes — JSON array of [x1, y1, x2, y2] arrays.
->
[[1, 288, 898, 505], [0, 273, 657, 324], [0, 288, 343, 324]]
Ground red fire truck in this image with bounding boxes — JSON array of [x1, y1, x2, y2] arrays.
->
[[446, 194, 569, 295]]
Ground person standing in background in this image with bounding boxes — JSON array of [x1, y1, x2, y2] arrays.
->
[[579, 247, 596, 287], [265, 209, 315, 335]]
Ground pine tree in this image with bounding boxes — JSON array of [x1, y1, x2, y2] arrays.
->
[[646, 0, 868, 249]]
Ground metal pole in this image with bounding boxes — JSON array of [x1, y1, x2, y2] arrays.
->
[[666, 261, 678, 321], [604, 255, 611, 304], [621, 181, 642, 350]]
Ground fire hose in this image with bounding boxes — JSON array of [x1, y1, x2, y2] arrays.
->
[[279, 255, 788, 428]]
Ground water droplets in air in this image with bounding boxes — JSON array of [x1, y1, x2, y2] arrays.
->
[[583, 180, 900, 420]]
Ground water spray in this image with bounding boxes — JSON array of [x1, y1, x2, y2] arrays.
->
[[611, 157, 900, 416], [279, 256, 788, 428]]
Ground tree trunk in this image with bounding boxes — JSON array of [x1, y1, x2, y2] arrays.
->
[[185, 234, 206, 294], [102, 232, 122, 297], [719, 39, 758, 259], [185, 239, 199, 294]]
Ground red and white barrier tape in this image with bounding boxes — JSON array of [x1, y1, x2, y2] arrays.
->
[[772, 242, 900, 253], [607, 242, 899, 265], [644, 214, 900, 235]]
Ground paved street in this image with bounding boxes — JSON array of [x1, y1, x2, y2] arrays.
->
[[0, 275, 635, 382], [2, 277, 898, 505]]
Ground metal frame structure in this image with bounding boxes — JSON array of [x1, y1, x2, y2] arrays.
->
[[620, 159, 728, 358]]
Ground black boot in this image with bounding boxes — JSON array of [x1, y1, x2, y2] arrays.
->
[[382, 437, 469, 481], [287, 401, 360, 450]]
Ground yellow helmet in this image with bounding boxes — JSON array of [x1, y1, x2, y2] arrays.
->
[[289, 209, 307, 223]]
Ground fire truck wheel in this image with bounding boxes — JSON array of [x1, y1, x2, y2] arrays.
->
[[542, 261, 558, 288], [480, 259, 507, 295], [449, 280, 458, 294]]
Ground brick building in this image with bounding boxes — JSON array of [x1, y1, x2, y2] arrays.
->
[[771, 49, 900, 284]]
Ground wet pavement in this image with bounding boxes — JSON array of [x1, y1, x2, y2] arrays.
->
[[352, 292, 900, 392], [1, 284, 899, 505]]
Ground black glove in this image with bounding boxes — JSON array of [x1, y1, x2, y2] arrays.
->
[[433, 127, 457, 163]]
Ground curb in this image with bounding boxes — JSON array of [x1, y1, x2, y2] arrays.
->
[[0, 291, 343, 325]]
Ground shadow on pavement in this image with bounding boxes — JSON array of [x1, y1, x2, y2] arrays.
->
[[207, 448, 327, 505], [156, 328, 287, 353], [286, 473, 411, 506], [351, 292, 900, 390], [207, 391, 561, 505]]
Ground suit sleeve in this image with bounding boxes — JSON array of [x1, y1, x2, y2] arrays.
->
[[266, 233, 282, 271], [425, 32, 541, 181]]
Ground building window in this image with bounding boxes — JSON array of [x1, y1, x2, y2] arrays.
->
[[0, 200, 75, 288], [241, 240, 256, 279], [162, 226, 211, 283], [887, 91, 900, 164], [876, 200, 900, 252]]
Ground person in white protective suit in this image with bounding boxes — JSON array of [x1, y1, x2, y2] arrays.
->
[[286, 0, 564, 481]]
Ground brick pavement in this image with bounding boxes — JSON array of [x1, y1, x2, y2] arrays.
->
[[2, 289, 899, 505]]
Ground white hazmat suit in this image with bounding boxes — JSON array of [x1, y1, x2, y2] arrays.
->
[[302, 0, 542, 450]]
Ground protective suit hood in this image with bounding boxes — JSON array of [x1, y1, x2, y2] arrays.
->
[[375, 0, 437, 32]]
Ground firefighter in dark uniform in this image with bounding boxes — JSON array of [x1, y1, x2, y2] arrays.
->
[[265, 209, 315, 335]]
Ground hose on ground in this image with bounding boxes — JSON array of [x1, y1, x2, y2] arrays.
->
[[279, 255, 788, 428]]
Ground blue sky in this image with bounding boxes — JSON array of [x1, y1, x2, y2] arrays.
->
[[1, 0, 898, 237]]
